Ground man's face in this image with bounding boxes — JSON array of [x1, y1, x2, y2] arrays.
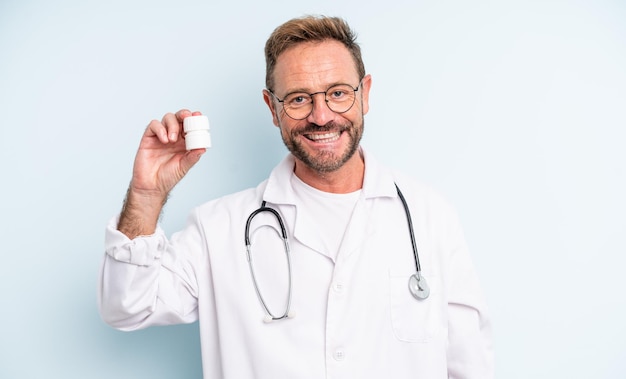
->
[[264, 40, 372, 174]]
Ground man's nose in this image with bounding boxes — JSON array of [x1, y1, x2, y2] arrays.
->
[[306, 93, 335, 126]]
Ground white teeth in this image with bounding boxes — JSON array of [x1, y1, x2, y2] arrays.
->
[[306, 132, 340, 141]]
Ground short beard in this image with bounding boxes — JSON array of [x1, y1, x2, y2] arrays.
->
[[280, 119, 363, 173]]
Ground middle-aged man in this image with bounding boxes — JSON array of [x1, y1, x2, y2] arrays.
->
[[99, 15, 494, 378]]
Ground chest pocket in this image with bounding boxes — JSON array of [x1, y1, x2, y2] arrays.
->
[[388, 270, 440, 343]]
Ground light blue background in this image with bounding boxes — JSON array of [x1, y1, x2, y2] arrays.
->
[[1, 0, 625, 378]]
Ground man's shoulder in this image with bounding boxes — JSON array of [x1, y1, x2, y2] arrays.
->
[[193, 180, 269, 217], [390, 169, 456, 213]]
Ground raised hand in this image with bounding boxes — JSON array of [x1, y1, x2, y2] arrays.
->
[[118, 109, 206, 238]]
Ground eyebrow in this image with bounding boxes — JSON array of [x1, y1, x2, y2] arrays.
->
[[282, 81, 353, 96]]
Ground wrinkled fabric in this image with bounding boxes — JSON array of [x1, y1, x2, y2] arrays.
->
[[98, 150, 494, 379]]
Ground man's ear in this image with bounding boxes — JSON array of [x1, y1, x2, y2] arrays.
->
[[360, 74, 372, 115], [263, 89, 280, 127]]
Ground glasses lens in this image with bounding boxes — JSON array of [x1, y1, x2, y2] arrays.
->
[[282, 93, 312, 120], [325, 85, 357, 114]]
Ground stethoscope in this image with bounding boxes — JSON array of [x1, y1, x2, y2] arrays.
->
[[244, 184, 429, 323]]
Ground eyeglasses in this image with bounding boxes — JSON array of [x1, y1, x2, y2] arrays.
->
[[268, 81, 362, 120]]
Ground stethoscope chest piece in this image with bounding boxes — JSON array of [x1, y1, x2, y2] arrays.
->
[[409, 272, 430, 300]]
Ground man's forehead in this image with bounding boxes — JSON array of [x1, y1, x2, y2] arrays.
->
[[272, 40, 359, 92]]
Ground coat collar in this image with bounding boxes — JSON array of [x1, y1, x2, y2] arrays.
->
[[262, 147, 398, 205]]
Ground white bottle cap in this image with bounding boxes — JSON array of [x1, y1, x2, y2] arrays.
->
[[183, 115, 211, 150]]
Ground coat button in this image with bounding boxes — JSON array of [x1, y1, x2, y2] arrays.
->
[[333, 283, 344, 293], [333, 350, 345, 361]]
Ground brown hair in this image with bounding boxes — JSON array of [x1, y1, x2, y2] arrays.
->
[[264, 15, 365, 90]]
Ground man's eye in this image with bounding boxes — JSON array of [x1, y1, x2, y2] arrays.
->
[[287, 95, 310, 107], [328, 88, 350, 100]]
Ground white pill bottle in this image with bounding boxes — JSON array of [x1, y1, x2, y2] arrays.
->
[[183, 115, 211, 150]]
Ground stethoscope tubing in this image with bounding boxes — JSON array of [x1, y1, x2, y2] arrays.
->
[[244, 184, 429, 321], [245, 201, 293, 321], [395, 184, 422, 274]]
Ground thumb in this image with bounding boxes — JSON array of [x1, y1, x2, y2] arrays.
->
[[180, 149, 206, 174]]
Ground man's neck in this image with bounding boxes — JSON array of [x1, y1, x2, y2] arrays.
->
[[293, 151, 365, 194]]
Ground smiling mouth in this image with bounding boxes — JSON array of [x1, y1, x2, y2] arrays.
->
[[304, 131, 341, 143]]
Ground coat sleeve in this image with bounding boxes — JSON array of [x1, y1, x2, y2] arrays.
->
[[97, 209, 206, 331], [443, 203, 495, 379]]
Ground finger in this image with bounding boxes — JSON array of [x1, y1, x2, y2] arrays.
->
[[161, 112, 183, 143], [145, 119, 169, 144], [174, 109, 194, 124], [191, 111, 202, 116]]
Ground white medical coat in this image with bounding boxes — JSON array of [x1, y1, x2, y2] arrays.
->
[[99, 150, 494, 378]]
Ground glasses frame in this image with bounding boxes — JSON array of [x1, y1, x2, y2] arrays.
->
[[268, 80, 362, 120]]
